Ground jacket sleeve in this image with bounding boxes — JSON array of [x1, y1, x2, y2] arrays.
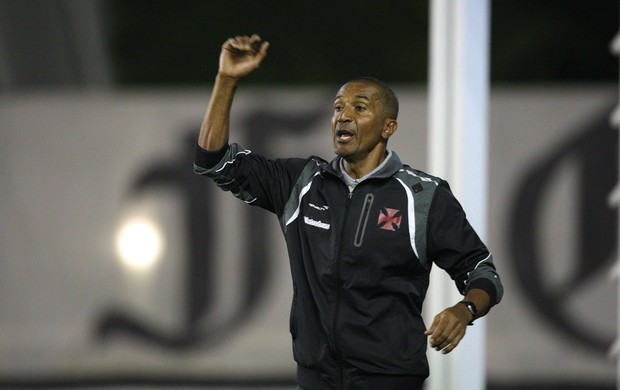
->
[[193, 142, 310, 217], [426, 182, 504, 306]]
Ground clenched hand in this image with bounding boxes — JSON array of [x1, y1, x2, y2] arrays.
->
[[219, 34, 269, 79]]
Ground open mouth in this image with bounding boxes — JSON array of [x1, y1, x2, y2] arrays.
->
[[336, 129, 354, 142]]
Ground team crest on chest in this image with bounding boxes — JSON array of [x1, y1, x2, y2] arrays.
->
[[377, 207, 402, 231]]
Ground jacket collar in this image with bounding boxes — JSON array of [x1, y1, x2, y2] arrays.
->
[[322, 151, 403, 180]]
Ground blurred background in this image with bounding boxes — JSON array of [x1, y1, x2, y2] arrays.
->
[[0, 0, 617, 389]]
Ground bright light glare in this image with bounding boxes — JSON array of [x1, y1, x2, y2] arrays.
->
[[116, 218, 164, 270]]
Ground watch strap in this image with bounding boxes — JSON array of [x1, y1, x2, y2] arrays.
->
[[458, 300, 477, 325]]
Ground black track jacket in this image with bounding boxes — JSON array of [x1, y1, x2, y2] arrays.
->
[[194, 143, 503, 390]]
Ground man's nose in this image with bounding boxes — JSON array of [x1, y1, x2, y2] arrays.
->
[[337, 106, 352, 122]]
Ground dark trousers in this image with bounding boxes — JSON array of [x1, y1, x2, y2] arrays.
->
[[296, 378, 424, 390], [296, 363, 425, 390]]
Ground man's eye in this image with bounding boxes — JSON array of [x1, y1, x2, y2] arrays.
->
[[334, 106, 343, 111], [356, 105, 366, 111]]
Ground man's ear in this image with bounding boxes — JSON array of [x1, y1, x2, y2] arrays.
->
[[382, 119, 398, 140]]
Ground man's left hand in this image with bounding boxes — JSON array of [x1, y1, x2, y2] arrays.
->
[[424, 303, 473, 354]]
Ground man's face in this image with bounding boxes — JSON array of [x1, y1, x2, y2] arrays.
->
[[331, 81, 391, 163]]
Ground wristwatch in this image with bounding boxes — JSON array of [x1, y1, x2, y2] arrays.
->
[[458, 300, 478, 325]]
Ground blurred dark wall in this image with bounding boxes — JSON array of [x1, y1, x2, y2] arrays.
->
[[105, 0, 620, 85], [104, 0, 429, 85], [0, 0, 617, 89]]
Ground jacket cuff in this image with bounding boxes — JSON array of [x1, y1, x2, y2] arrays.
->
[[467, 278, 499, 307], [195, 143, 229, 169]]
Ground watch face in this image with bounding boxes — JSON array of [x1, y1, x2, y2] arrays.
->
[[461, 301, 477, 314]]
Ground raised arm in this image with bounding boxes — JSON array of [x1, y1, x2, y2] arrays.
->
[[198, 34, 269, 151]]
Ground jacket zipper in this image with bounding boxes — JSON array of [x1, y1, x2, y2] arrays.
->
[[332, 190, 353, 389], [354, 193, 374, 247]]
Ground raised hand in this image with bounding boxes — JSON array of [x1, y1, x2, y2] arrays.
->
[[219, 34, 269, 79]]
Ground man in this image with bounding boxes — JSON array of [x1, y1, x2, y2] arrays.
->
[[194, 34, 503, 390]]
